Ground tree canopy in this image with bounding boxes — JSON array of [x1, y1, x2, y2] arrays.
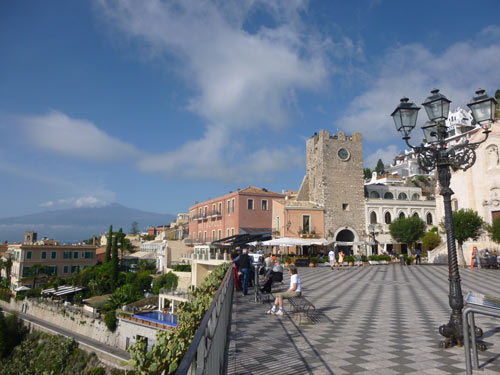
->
[[421, 231, 441, 251], [487, 217, 500, 244], [130, 221, 139, 235], [363, 168, 372, 180], [389, 216, 426, 255], [375, 159, 385, 175], [451, 209, 484, 246]]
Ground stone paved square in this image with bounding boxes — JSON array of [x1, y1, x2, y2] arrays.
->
[[226, 265, 500, 374]]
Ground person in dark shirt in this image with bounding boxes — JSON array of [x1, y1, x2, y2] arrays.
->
[[235, 249, 251, 296]]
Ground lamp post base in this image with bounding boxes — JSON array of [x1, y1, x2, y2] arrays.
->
[[439, 318, 486, 351]]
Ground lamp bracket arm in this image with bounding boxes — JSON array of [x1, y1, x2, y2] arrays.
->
[[466, 129, 490, 149], [403, 137, 419, 150]]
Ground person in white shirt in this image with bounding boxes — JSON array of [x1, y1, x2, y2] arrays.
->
[[266, 264, 301, 316], [328, 249, 336, 270]]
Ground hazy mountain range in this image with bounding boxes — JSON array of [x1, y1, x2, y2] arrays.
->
[[0, 203, 176, 244]]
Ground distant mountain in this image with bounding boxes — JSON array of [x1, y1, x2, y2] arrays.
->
[[0, 203, 176, 243]]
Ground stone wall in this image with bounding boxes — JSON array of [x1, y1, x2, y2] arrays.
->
[[303, 130, 365, 241], [0, 298, 160, 351]]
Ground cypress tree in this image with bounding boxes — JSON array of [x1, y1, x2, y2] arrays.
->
[[105, 225, 113, 262], [111, 235, 119, 287]]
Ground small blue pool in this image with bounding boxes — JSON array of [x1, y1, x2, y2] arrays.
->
[[134, 311, 178, 327]]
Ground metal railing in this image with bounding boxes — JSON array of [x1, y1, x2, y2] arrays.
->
[[176, 266, 234, 375]]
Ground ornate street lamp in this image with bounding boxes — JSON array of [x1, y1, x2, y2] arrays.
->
[[391, 88, 497, 349]]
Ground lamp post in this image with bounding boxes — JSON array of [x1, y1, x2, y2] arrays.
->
[[391, 88, 497, 349], [367, 223, 381, 255]]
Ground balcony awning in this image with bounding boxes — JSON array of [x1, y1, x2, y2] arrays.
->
[[41, 285, 84, 297], [250, 237, 331, 247]]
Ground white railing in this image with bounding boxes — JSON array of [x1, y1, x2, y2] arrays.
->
[[176, 266, 234, 375]]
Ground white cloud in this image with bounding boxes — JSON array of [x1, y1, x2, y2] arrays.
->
[[39, 201, 54, 208], [337, 29, 500, 142], [365, 144, 400, 169], [94, 0, 340, 180], [136, 123, 303, 182], [95, 0, 330, 129], [39, 195, 114, 209], [19, 110, 140, 162]]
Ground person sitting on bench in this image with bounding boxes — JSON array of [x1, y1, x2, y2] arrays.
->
[[266, 264, 301, 316], [260, 258, 283, 294]]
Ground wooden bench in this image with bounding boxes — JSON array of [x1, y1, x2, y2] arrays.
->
[[288, 295, 315, 324]]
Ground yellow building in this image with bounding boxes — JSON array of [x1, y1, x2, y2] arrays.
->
[[9, 243, 97, 291]]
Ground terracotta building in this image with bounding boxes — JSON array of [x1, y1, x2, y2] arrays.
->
[[188, 187, 285, 244]]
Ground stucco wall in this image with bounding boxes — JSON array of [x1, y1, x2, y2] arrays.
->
[[435, 122, 500, 262]]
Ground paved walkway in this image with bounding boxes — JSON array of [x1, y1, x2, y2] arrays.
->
[[226, 264, 500, 374]]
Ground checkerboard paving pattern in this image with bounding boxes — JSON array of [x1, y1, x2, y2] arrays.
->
[[226, 265, 500, 374]]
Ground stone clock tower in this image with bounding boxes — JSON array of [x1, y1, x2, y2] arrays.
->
[[297, 130, 365, 247]]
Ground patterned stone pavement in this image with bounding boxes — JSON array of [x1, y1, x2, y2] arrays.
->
[[226, 264, 500, 374]]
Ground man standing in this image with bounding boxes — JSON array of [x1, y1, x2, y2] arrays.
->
[[328, 248, 336, 270], [235, 249, 251, 296], [415, 248, 421, 265]]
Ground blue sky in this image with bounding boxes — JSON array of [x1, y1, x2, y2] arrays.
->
[[1, 0, 500, 218]]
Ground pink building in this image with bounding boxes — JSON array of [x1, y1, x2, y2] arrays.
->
[[188, 187, 285, 244]]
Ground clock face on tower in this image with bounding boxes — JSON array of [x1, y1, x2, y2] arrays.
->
[[338, 148, 350, 161]]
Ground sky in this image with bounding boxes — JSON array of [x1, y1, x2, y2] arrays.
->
[[1, 0, 500, 218]]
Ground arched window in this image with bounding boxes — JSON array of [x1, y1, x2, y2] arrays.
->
[[370, 211, 377, 224], [411, 193, 420, 201], [412, 212, 419, 218], [426, 213, 433, 225], [370, 191, 380, 198], [385, 212, 392, 224], [398, 192, 408, 200], [399, 212, 405, 219], [384, 192, 394, 199]]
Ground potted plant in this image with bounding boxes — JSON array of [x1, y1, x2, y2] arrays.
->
[[283, 256, 291, 267], [309, 257, 319, 267], [345, 255, 354, 266], [368, 255, 379, 265]]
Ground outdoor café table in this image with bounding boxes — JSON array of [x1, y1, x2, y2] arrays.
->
[[462, 291, 500, 374]]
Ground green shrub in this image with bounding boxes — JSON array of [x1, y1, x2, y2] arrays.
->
[[172, 264, 191, 272], [153, 272, 179, 295], [128, 262, 230, 374], [308, 257, 319, 264], [0, 330, 102, 375], [343, 256, 354, 263], [405, 256, 415, 265], [0, 289, 11, 303], [104, 311, 117, 332], [87, 368, 106, 375]]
